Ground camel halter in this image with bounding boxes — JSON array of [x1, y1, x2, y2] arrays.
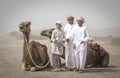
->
[[23, 33, 50, 69]]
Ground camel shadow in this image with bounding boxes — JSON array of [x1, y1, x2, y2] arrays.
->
[[84, 65, 119, 73]]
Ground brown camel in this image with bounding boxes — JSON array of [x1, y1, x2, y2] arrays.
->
[[19, 21, 50, 72], [40, 28, 109, 67]]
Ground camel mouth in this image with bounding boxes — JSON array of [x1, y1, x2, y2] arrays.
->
[[40, 32, 45, 35], [20, 27, 23, 29], [19, 26, 24, 32]]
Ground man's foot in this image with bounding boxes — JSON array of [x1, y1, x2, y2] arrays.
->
[[52, 68, 61, 72], [74, 69, 79, 72], [64, 67, 68, 69], [60, 68, 67, 71], [68, 68, 74, 71]]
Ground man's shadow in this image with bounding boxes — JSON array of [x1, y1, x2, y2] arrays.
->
[[38, 65, 119, 73]]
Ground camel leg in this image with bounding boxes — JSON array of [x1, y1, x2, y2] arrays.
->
[[21, 63, 30, 71], [30, 63, 44, 72], [30, 67, 39, 72], [101, 53, 110, 67]]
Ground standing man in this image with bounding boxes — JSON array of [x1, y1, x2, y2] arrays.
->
[[51, 20, 65, 72], [73, 17, 89, 72], [64, 16, 76, 70]]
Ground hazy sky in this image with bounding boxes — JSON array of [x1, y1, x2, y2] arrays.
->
[[0, 0, 120, 36]]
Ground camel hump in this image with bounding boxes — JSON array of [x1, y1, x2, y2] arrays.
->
[[30, 40, 47, 51], [29, 40, 48, 65]]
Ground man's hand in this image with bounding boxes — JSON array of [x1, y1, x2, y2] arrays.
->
[[73, 44, 76, 49], [80, 40, 84, 44]]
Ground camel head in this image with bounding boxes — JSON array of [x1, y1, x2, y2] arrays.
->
[[40, 28, 55, 39], [19, 21, 31, 33]]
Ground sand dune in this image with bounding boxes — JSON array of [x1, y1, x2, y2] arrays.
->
[[92, 36, 120, 46], [1, 31, 47, 40], [3, 31, 120, 46]]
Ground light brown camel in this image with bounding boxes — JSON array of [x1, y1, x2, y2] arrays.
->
[[19, 21, 50, 72], [41, 28, 109, 67]]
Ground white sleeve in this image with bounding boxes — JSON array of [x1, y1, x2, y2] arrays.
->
[[63, 25, 67, 38], [63, 25, 66, 32], [62, 31, 66, 41], [73, 37, 76, 44], [51, 30, 56, 42], [73, 28, 76, 44], [66, 29, 74, 39], [83, 27, 89, 42]]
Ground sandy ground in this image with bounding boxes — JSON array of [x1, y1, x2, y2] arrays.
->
[[0, 32, 120, 78]]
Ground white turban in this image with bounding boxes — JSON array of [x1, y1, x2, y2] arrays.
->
[[77, 16, 85, 23], [56, 20, 62, 25]]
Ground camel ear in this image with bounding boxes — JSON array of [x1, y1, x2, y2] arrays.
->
[[28, 21, 31, 25]]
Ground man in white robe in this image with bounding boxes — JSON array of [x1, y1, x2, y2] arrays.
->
[[64, 16, 76, 70], [73, 17, 89, 72], [51, 20, 65, 72]]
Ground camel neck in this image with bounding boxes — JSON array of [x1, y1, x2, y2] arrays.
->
[[23, 32, 30, 44]]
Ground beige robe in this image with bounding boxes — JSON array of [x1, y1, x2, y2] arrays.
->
[[51, 29, 65, 55]]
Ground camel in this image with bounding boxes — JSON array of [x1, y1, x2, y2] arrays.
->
[[19, 21, 50, 72], [40, 28, 110, 67]]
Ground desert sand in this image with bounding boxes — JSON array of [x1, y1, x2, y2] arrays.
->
[[0, 31, 120, 78]]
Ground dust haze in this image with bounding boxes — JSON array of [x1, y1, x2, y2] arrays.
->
[[0, 0, 120, 36]]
